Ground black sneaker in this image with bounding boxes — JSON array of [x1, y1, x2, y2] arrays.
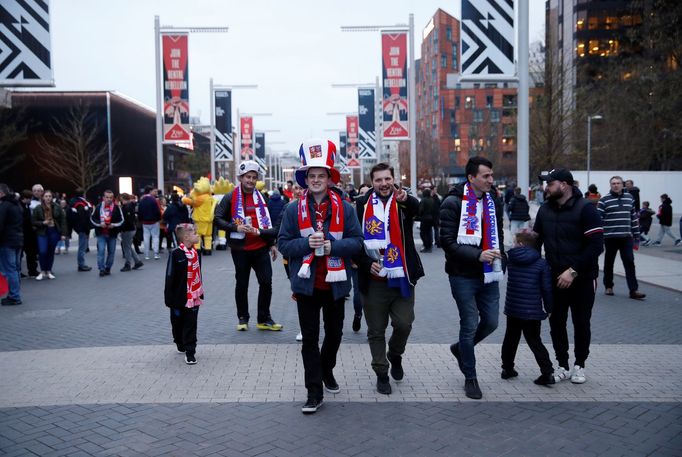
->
[[78, 266, 92, 272], [534, 373, 556, 387], [120, 264, 131, 272], [323, 373, 340, 394], [501, 368, 519, 379], [104, 269, 111, 275], [376, 374, 392, 395], [464, 379, 482, 399], [352, 314, 362, 332], [450, 343, 464, 373], [132, 261, 144, 270], [1, 297, 22, 306], [301, 397, 323, 414], [388, 354, 404, 382], [99, 270, 106, 277], [185, 354, 197, 365]]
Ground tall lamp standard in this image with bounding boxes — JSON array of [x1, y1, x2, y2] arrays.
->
[[586, 114, 603, 187]]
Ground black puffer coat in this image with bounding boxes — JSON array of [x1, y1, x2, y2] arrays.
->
[[504, 246, 553, 320]]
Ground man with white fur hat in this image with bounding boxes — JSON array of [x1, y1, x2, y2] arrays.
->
[[215, 160, 282, 332], [278, 139, 364, 414]]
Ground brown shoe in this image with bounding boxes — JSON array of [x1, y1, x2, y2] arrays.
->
[[629, 291, 646, 300], [605, 288, 614, 296]]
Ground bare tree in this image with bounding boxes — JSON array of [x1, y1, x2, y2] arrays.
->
[[0, 106, 29, 175], [34, 103, 115, 192]]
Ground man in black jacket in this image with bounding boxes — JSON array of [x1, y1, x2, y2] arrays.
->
[[90, 190, 124, 276], [534, 168, 604, 385], [354, 163, 424, 395], [68, 188, 93, 272], [0, 184, 24, 305], [440, 156, 505, 399]]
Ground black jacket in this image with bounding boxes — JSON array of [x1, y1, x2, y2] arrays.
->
[[353, 189, 425, 293], [90, 203, 124, 237], [504, 246, 553, 320], [121, 201, 138, 232], [214, 188, 277, 249], [508, 195, 531, 222], [439, 183, 506, 278], [533, 186, 604, 279], [418, 195, 439, 223], [68, 197, 93, 233], [164, 247, 203, 309], [0, 194, 24, 248], [657, 198, 673, 226], [137, 194, 161, 224], [162, 202, 190, 233]]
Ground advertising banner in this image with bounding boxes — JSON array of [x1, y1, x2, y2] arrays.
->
[[461, 0, 514, 76], [338, 131, 349, 174], [358, 88, 376, 158], [0, 0, 53, 86], [254, 132, 265, 169], [381, 32, 409, 139], [214, 90, 233, 161], [162, 33, 191, 143], [240, 116, 254, 161], [346, 116, 361, 168]]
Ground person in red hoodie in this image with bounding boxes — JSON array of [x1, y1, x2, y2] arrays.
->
[[214, 160, 282, 332]]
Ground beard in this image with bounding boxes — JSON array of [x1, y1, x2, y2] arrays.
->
[[546, 187, 565, 201]]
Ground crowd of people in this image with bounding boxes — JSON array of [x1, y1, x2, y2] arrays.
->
[[1, 146, 682, 414]]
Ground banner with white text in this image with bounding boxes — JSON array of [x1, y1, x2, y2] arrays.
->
[[381, 32, 409, 139], [240, 116, 254, 161], [162, 34, 191, 143], [214, 90, 233, 161], [338, 131, 350, 174], [346, 116, 361, 168]]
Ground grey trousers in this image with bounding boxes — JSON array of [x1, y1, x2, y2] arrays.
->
[[362, 280, 415, 376], [121, 230, 141, 266]]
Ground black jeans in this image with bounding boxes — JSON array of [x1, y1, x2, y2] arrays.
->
[[603, 237, 638, 292], [501, 316, 553, 375], [549, 276, 596, 369], [296, 289, 345, 400], [420, 220, 433, 250], [231, 247, 273, 323], [22, 231, 39, 275], [170, 307, 199, 356]]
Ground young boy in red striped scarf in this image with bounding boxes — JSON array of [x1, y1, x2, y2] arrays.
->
[[164, 223, 204, 365], [278, 139, 364, 414]]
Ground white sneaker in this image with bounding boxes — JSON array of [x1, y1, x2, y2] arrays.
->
[[35, 273, 45, 281], [571, 365, 586, 384], [154, 254, 160, 260], [47, 272, 56, 279], [296, 332, 303, 342], [553, 366, 571, 382], [145, 256, 150, 260]]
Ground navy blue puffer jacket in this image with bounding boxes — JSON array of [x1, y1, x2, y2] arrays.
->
[[504, 246, 553, 320]]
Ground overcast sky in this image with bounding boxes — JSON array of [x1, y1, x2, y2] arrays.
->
[[49, 0, 545, 153]]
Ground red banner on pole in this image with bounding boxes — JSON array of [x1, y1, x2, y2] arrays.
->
[[162, 34, 191, 143], [346, 115, 360, 168], [381, 32, 409, 139], [240, 116, 254, 161]]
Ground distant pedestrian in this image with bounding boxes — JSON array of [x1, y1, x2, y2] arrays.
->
[[639, 202, 655, 245], [417, 189, 438, 252], [652, 194, 681, 246], [598, 176, 645, 300], [162, 193, 190, 247], [164, 223, 204, 365], [584, 184, 601, 207], [534, 168, 603, 384], [504, 183, 515, 218], [624, 180, 641, 212], [138, 186, 162, 260], [119, 193, 144, 272], [508, 187, 531, 236], [55, 199, 71, 255], [0, 184, 24, 306], [440, 156, 506, 400], [90, 190, 124, 277], [266, 189, 286, 230], [277, 139, 364, 414], [19, 190, 38, 277], [68, 188, 93, 272], [500, 230, 554, 386], [31, 190, 68, 280]]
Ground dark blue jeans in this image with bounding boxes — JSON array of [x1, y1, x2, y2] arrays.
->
[[77, 231, 89, 268], [449, 275, 500, 380], [0, 247, 21, 300], [96, 235, 118, 271], [37, 227, 60, 271]]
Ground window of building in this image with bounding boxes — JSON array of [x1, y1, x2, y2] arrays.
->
[[486, 95, 493, 108], [490, 109, 500, 123], [503, 95, 516, 107], [454, 138, 461, 152], [451, 123, 459, 139], [465, 96, 475, 109], [473, 109, 483, 123], [441, 54, 447, 68], [470, 125, 478, 138], [503, 124, 515, 137], [473, 83, 480, 89], [446, 26, 452, 41], [452, 44, 458, 69], [455, 96, 460, 108], [168, 154, 175, 171]]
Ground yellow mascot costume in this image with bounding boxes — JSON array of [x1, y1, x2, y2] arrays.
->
[[212, 177, 234, 251], [182, 177, 216, 254]]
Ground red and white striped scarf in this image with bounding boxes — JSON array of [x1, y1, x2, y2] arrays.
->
[[179, 243, 203, 308], [297, 189, 346, 282], [100, 202, 114, 235]]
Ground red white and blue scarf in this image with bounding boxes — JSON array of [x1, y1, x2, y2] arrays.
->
[[297, 189, 346, 282], [457, 182, 503, 284], [179, 243, 203, 308], [230, 185, 271, 239]]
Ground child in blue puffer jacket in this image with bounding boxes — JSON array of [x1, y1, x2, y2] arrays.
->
[[500, 230, 555, 386]]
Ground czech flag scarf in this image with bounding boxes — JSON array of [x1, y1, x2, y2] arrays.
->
[[179, 243, 203, 308], [230, 185, 272, 239], [297, 189, 346, 282], [457, 182, 503, 284], [362, 191, 411, 297]]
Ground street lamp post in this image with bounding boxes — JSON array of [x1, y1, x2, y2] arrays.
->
[[586, 114, 603, 187], [154, 16, 229, 192]]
